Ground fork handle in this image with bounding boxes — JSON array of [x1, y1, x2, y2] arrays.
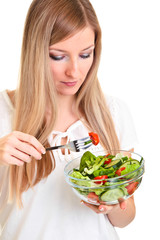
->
[[46, 145, 65, 151]]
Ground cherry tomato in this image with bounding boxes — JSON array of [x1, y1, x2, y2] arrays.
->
[[87, 192, 99, 203], [94, 175, 108, 184], [89, 132, 99, 145], [115, 167, 126, 176], [126, 181, 139, 195]]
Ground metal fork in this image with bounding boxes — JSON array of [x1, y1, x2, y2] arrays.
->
[[46, 136, 92, 152]]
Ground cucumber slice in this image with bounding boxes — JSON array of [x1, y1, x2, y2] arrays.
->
[[100, 188, 124, 202], [120, 159, 140, 169], [105, 159, 122, 169]]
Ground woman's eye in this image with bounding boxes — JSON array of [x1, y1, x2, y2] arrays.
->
[[49, 55, 64, 61], [80, 53, 91, 59]]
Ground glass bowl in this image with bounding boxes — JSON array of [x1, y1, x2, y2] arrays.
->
[[64, 150, 144, 205]]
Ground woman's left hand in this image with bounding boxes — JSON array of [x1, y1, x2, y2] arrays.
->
[[81, 200, 127, 214]]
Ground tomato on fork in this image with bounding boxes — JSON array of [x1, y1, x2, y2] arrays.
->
[[89, 132, 99, 145]]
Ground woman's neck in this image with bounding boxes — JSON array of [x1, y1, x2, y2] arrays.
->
[[52, 94, 79, 132], [57, 94, 76, 113]]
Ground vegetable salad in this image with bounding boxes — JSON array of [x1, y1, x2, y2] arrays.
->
[[69, 151, 143, 203]]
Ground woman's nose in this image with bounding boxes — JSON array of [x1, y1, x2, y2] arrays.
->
[[65, 59, 79, 78]]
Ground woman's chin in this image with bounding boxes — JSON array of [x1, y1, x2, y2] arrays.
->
[[57, 88, 80, 96]]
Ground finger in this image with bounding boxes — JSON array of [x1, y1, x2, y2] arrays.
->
[[8, 146, 32, 163], [119, 200, 127, 210], [18, 141, 42, 160], [81, 201, 113, 214], [15, 139, 42, 160], [13, 131, 46, 154], [98, 204, 113, 214], [81, 201, 100, 214], [9, 155, 24, 166], [3, 153, 24, 166]]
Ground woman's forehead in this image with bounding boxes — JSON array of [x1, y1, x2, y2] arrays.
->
[[49, 27, 95, 52]]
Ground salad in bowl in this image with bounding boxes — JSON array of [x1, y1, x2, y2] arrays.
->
[[64, 150, 144, 205]]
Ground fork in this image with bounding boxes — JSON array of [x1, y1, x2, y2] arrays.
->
[[46, 136, 92, 152]]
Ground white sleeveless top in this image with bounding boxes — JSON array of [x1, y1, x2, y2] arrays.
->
[[0, 90, 137, 240]]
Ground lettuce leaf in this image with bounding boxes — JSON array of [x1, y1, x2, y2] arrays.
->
[[70, 171, 91, 187], [121, 163, 140, 179], [93, 167, 115, 177], [121, 163, 140, 175], [79, 151, 96, 172], [84, 156, 106, 175]]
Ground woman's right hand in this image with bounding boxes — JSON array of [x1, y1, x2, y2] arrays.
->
[[0, 131, 46, 166]]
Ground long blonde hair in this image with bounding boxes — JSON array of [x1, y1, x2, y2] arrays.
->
[[9, 0, 120, 207]]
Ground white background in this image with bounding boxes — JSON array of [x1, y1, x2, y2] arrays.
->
[[0, 1, 160, 239]]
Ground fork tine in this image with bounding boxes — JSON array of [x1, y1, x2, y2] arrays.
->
[[78, 142, 92, 150], [77, 136, 90, 142], [46, 135, 92, 152], [76, 141, 90, 146]]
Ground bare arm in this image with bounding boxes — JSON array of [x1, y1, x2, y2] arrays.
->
[[81, 195, 135, 228], [107, 196, 136, 228]]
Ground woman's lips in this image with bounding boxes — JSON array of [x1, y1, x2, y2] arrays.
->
[[62, 81, 77, 87]]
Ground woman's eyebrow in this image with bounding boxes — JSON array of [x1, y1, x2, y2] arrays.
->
[[82, 44, 95, 51], [49, 44, 95, 53]]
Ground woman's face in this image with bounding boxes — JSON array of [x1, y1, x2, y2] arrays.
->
[[49, 27, 95, 96]]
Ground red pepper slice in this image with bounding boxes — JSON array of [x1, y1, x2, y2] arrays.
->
[[94, 175, 108, 184], [105, 154, 111, 157], [89, 132, 99, 145], [104, 159, 112, 165], [115, 167, 126, 176]]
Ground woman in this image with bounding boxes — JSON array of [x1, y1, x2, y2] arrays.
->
[[0, 0, 137, 239]]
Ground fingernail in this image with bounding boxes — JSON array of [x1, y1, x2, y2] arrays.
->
[[38, 156, 42, 160], [80, 200, 84, 204], [99, 207, 104, 211], [41, 149, 46, 154], [121, 202, 127, 210]]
